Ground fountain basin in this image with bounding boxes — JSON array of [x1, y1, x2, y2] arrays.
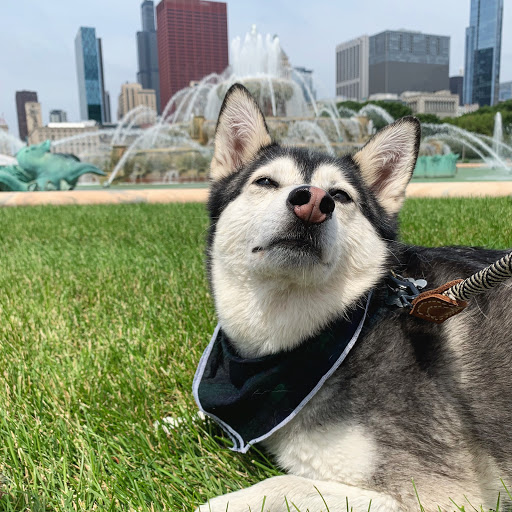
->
[[1, 180, 511, 208]]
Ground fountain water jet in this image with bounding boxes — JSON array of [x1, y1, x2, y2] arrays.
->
[[493, 112, 503, 158], [423, 123, 511, 170], [0, 131, 26, 155]]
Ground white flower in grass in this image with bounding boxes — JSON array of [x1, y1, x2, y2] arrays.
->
[[154, 411, 206, 434]]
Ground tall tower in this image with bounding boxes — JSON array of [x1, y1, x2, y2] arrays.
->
[[97, 38, 112, 123], [75, 27, 107, 123], [137, 1, 161, 113], [25, 102, 43, 139], [15, 90, 38, 141], [335, 36, 369, 101], [463, 0, 504, 106], [368, 31, 449, 96], [156, 0, 228, 112]]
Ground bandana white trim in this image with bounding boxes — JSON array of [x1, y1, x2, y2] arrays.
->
[[193, 291, 372, 453]]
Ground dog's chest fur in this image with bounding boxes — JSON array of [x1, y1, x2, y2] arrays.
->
[[264, 412, 378, 486]]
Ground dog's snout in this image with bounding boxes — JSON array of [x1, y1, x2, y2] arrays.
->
[[287, 186, 334, 224]]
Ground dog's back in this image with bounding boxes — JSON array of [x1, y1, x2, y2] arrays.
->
[[262, 245, 512, 511]]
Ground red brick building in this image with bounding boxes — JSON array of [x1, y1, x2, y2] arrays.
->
[[156, 0, 228, 111]]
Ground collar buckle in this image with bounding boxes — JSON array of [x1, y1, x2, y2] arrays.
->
[[386, 273, 427, 308]]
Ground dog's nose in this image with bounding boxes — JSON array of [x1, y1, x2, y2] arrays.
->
[[287, 186, 335, 224]]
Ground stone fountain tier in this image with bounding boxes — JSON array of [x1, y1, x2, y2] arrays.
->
[[215, 77, 296, 118], [191, 116, 372, 150], [104, 114, 371, 184]]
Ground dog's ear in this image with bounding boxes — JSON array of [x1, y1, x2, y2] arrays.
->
[[210, 83, 272, 181], [353, 116, 420, 215]]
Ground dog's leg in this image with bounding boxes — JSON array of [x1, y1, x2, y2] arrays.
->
[[195, 474, 402, 512]]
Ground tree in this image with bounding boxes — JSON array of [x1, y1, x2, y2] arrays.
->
[[336, 100, 412, 121], [415, 113, 442, 124], [370, 101, 412, 119]]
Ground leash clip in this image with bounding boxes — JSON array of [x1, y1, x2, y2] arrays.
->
[[386, 274, 427, 308]]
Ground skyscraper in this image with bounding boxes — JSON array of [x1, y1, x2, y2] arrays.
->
[[97, 38, 112, 123], [156, 0, 228, 111], [75, 27, 108, 123], [25, 102, 43, 137], [137, 1, 161, 113], [499, 81, 512, 102], [450, 75, 464, 106], [368, 31, 449, 96], [335, 36, 369, 100], [49, 110, 68, 123], [335, 31, 449, 100], [15, 90, 38, 141], [118, 82, 157, 122], [463, 0, 504, 106]]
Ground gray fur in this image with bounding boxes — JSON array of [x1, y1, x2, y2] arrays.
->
[[196, 84, 512, 512]]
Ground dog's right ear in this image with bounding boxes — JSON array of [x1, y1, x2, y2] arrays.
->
[[210, 84, 272, 181]]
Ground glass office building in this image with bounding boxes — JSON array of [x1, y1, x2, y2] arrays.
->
[[463, 0, 503, 106], [75, 27, 105, 123], [499, 81, 512, 102], [368, 31, 449, 96]]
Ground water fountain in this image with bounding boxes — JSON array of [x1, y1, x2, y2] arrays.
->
[[0, 130, 26, 157], [2, 27, 512, 190], [493, 112, 503, 159], [421, 122, 511, 175], [104, 25, 378, 185]]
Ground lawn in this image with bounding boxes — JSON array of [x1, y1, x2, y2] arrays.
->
[[0, 198, 511, 511]]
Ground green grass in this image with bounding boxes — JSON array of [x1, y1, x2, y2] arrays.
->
[[0, 198, 511, 511]]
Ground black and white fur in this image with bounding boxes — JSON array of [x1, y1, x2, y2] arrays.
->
[[197, 84, 512, 511]]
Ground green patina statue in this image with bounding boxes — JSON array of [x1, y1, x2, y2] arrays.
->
[[0, 140, 106, 191]]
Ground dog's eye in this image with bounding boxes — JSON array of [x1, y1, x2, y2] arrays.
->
[[254, 177, 279, 188], [330, 189, 352, 203]]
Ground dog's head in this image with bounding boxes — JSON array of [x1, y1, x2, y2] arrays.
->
[[207, 84, 420, 356]]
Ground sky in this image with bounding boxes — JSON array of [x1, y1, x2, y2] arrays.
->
[[1, 0, 511, 137]]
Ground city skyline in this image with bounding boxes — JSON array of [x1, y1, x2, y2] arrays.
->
[[2, 0, 512, 134]]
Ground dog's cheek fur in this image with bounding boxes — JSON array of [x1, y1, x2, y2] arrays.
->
[[209, 172, 390, 358]]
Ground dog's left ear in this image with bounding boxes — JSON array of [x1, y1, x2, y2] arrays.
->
[[210, 83, 272, 181], [353, 116, 420, 215]]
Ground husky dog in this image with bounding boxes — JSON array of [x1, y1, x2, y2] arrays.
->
[[196, 83, 512, 512]]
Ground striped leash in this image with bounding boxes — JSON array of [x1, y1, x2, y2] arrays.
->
[[410, 251, 512, 324]]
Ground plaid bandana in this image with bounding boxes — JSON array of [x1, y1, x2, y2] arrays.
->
[[193, 292, 372, 453]]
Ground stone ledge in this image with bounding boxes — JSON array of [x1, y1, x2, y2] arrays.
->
[[0, 188, 209, 207], [0, 182, 511, 207], [406, 182, 512, 198]]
